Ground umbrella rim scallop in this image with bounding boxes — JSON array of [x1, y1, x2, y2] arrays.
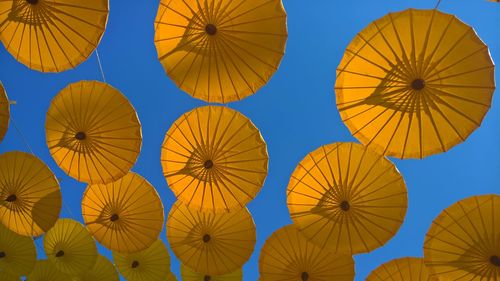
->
[[366, 257, 434, 281], [45, 80, 142, 184], [258, 224, 355, 281], [113, 240, 171, 281], [27, 259, 70, 281], [335, 8, 495, 159], [0, 223, 37, 277], [0, 81, 9, 142], [161, 105, 268, 213], [424, 194, 500, 280], [0, 151, 62, 237], [82, 172, 164, 253], [167, 201, 256, 275], [154, 0, 288, 103], [181, 264, 243, 281], [44, 218, 97, 275], [287, 142, 408, 254], [0, 0, 109, 72], [73, 254, 119, 281]]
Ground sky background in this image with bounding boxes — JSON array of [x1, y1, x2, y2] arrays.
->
[[0, 0, 499, 280]]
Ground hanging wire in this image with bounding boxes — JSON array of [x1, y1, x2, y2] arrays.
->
[[9, 115, 34, 155], [434, 0, 443, 9], [95, 49, 107, 82]]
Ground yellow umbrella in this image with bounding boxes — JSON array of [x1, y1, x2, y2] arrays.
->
[[113, 240, 170, 281], [26, 260, 69, 281], [0, 223, 36, 277], [167, 201, 256, 275], [0, 151, 61, 237], [0, 271, 21, 281], [167, 271, 178, 281], [44, 219, 97, 275], [335, 9, 495, 159], [424, 194, 500, 280], [82, 172, 164, 253], [0, 82, 9, 142], [0, 0, 108, 72], [161, 106, 268, 212], [46, 80, 142, 184], [366, 257, 432, 281], [259, 225, 354, 281], [154, 0, 287, 103], [181, 264, 242, 281], [73, 255, 119, 281], [287, 142, 407, 255]]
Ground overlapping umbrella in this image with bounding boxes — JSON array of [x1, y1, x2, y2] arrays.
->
[[366, 257, 432, 281], [0, 223, 36, 277]]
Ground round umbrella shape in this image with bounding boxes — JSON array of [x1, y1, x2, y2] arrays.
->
[[161, 106, 268, 213], [113, 240, 171, 281], [167, 201, 256, 275], [82, 172, 164, 253], [335, 9, 495, 159], [181, 264, 242, 281], [27, 260, 69, 281], [366, 257, 433, 281], [44, 219, 97, 275], [0, 271, 20, 281], [73, 255, 119, 281], [154, 0, 287, 103], [0, 0, 108, 72], [0, 82, 9, 143], [259, 225, 354, 281], [0, 151, 61, 237], [287, 142, 408, 255], [424, 194, 500, 280], [0, 223, 36, 277], [46, 80, 142, 184]]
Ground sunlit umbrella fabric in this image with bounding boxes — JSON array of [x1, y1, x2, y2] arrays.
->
[[26, 260, 69, 281], [0, 223, 36, 277], [287, 142, 407, 254], [0, 82, 9, 142], [335, 9, 495, 159], [73, 255, 119, 281], [181, 264, 242, 281], [366, 257, 432, 281]]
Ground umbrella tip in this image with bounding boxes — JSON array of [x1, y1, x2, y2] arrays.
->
[[26, 0, 38, 4], [205, 24, 217, 36], [204, 160, 214, 169], [0, 251, 5, 258], [131, 260, 140, 268], [491, 255, 500, 267], [110, 214, 119, 222], [340, 201, 350, 211], [75, 132, 86, 141], [411, 79, 425, 91], [202, 234, 211, 243], [55, 250, 65, 257], [301, 272, 309, 281], [204, 275, 211, 281], [5, 194, 17, 202]]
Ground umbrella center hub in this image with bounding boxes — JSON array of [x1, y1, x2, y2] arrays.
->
[[205, 24, 217, 36], [110, 214, 119, 222], [75, 131, 86, 141], [301, 272, 309, 281], [203, 234, 211, 243], [55, 250, 65, 257], [491, 255, 500, 267], [340, 200, 350, 211], [0, 251, 5, 258], [411, 78, 425, 91], [131, 260, 140, 268], [6, 194, 17, 202], [26, 0, 38, 5], [204, 275, 211, 281], [204, 160, 214, 169]]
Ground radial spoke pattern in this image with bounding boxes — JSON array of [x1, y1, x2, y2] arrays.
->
[[0, 82, 9, 143], [0, 223, 36, 277], [113, 240, 171, 281], [44, 219, 97, 275], [424, 194, 500, 280], [0, 151, 61, 237], [258, 225, 354, 281], [335, 9, 495, 159], [167, 201, 256, 275], [181, 264, 242, 281], [82, 172, 164, 254], [0, 271, 19, 281], [287, 142, 407, 254], [78, 255, 119, 281], [27, 260, 69, 281], [46, 80, 142, 184], [366, 257, 432, 281], [162, 106, 268, 213], [0, 0, 108, 72], [154, 0, 287, 103]]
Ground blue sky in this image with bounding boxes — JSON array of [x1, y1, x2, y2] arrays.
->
[[0, 0, 499, 280]]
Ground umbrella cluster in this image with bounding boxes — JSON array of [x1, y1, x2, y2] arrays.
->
[[0, 0, 497, 280]]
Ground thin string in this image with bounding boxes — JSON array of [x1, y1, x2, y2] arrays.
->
[[95, 49, 107, 82], [434, 0, 443, 9]]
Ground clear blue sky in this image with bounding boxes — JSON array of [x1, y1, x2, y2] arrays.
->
[[0, 0, 499, 280]]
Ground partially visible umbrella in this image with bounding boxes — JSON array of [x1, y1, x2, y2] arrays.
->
[[26, 260, 69, 281], [366, 257, 433, 281], [181, 264, 242, 281], [0, 271, 20, 281], [73, 255, 119, 281], [0, 223, 36, 277]]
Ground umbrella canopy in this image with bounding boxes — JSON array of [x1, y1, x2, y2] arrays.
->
[[82, 172, 164, 253], [0, 151, 61, 237], [0, 0, 108, 72], [113, 240, 171, 281], [73, 255, 119, 281], [154, 0, 287, 103], [167, 201, 256, 275], [0, 223, 36, 277], [259, 225, 354, 281], [181, 264, 242, 281], [26, 260, 69, 281], [0, 271, 20, 281], [424, 194, 500, 280], [335, 9, 495, 159], [44, 219, 97, 275], [167, 271, 178, 281], [366, 257, 432, 281], [287, 142, 407, 254], [46, 80, 142, 184], [0, 82, 9, 142], [161, 106, 268, 212]]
